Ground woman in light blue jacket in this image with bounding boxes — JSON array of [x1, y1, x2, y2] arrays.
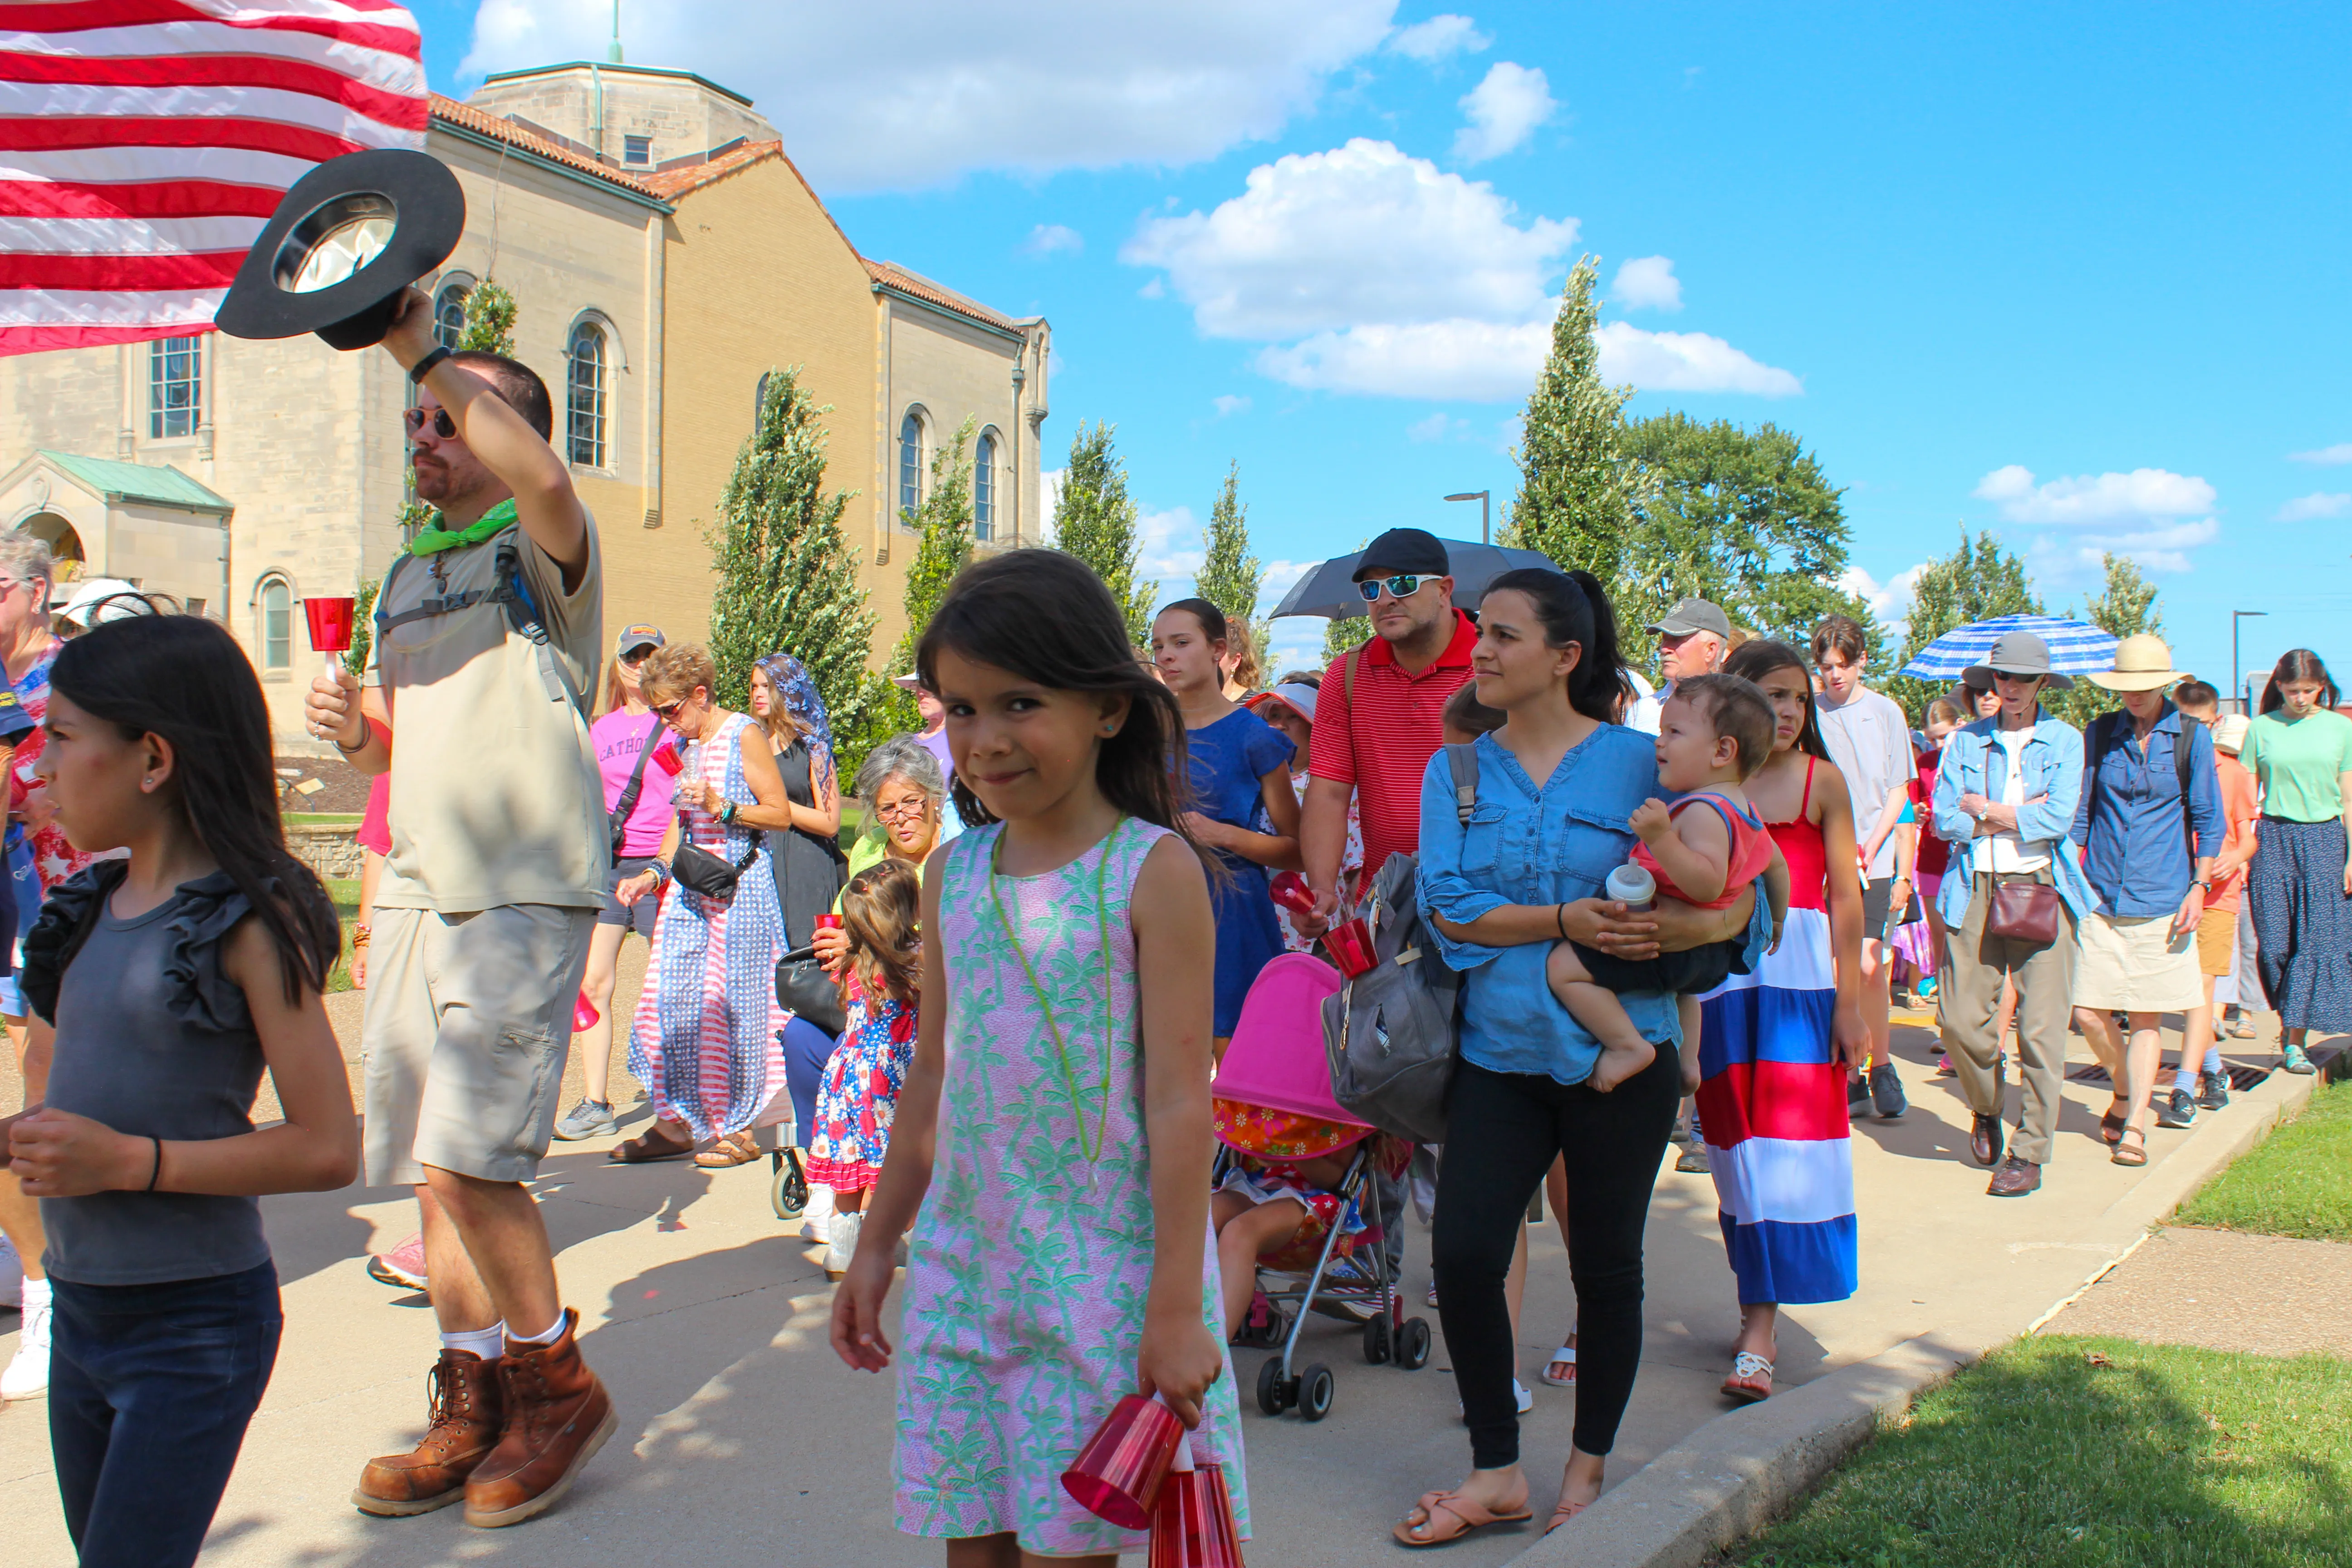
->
[[1930, 632, 2093, 1200]]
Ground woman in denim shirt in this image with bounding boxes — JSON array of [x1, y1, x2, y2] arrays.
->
[[1396, 570, 1763, 1547], [1929, 632, 2094, 1199]]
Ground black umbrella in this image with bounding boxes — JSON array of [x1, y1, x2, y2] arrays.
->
[[1269, 540, 1558, 620]]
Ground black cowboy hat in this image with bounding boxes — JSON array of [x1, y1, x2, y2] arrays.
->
[[216, 148, 465, 351]]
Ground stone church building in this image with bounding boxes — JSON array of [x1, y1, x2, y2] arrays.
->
[[0, 59, 1050, 742]]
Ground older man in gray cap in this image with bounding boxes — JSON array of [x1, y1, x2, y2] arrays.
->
[[1929, 630, 2096, 1198], [1627, 596, 1732, 735]]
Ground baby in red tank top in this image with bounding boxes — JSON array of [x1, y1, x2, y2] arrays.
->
[[1550, 674, 1792, 1093]]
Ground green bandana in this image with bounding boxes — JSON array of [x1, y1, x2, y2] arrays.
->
[[409, 498, 518, 556]]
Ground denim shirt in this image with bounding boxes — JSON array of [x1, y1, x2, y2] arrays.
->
[[2070, 705, 2223, 919], [1416, 725, 1770, 1085], [1930, 710, 2098, 927]]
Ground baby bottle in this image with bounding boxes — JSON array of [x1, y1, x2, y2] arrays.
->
[[1605, 861, 1656, 913]]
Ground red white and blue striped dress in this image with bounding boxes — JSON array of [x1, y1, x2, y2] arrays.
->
[[1696, 757, 1858, 1305]]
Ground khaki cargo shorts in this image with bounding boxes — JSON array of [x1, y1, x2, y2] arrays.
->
[[362, 903, 596, 1188]]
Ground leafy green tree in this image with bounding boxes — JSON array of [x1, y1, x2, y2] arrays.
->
[[1195, 461, 1269, 652], [1501, 257, 1647, 581], [1884, 529, 2044, 721], [895, 416, 978, 664], [1053, 420, 1156, 645], [2048, 552, 2164, 730], [342, 579, 378, 678], [456, 279, 517, 356], [1323, 615, 1371, 665], [701, 367, 886, 766]]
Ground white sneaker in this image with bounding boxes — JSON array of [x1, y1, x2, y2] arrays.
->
[[800, 1182, 834, 1244], [824, 1210, 862, 1281], [0, 1235, 20, 1310], [2, 1298, 49, 1400], [1456, 1379, 1536, 1420]]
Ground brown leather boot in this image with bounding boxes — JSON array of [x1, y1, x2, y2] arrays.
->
[[353, 1348, 505, 1515], [462, 1309, 616, 1528]]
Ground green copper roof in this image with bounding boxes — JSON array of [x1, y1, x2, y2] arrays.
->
[[39, 451, 231, 514]]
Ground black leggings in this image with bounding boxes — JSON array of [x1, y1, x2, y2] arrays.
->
[[1432, 1051, 1680, 1469]]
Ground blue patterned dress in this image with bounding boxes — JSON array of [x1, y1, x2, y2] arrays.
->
[[894, 818, 1249, 1553], [628, 712, 791, 1140]]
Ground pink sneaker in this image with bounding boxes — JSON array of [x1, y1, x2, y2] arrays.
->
[[368, 1234, 428, 1291]]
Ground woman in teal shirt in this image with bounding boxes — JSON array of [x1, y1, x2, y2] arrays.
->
[[2244, 649, 2352, 1072]]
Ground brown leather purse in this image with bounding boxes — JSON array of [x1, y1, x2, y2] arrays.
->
[[1985, 877, 2062, 945]]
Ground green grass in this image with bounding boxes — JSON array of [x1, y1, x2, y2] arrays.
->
[[2172, 1076, 2352, 1242], [1725, 1336, 2352, 1568], [284, 812, 362, 826], [326, 879, 361, 994]]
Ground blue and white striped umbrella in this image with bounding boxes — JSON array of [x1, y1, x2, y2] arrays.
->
[[1897, 614, 2120, 680]]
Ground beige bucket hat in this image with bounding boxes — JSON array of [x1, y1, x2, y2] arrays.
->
[[2086, 633, 2184, 692]]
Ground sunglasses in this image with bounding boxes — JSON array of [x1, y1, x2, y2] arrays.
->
[[652, 698, 688, 721], [402, 406, 459, 440], [1356, 573, 1426, 603]]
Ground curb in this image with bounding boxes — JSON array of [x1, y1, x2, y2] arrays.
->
[[1507, 1047, 2337, 1568]]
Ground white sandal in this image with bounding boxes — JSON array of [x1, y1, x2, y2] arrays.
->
[[1539, 1337, 1577, 1387], [1721, 1350, 1774, 1403]]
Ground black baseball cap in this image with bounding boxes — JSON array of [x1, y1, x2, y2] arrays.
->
[[1353, 527, 1450, 581]]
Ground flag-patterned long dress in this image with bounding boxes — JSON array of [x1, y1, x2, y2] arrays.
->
[[1696, 755, 1860, 1305], [629, 712, 790, 1140]]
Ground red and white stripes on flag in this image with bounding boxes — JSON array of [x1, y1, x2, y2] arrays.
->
[[0, 0, 426, 357]]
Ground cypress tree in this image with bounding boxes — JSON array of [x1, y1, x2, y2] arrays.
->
[[1053, 420, 1156, 645], [1195, 461, 1268, 652], [1502, 257, 1646, 580]]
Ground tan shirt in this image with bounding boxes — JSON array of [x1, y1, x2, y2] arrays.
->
[[366, 514, 608, 913]]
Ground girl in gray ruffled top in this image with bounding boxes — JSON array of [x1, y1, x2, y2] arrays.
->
[[1, 611, 355, 1568]]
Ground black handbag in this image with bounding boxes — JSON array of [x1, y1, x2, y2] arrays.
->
[[669, 836, 759, 899], [775, 944, 848, 1035]]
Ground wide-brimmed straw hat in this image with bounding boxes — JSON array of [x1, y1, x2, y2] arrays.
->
[[2085, 633, 2184, 693], [2212, 713, 2251, 755], [1962, 630, 2074, 692]]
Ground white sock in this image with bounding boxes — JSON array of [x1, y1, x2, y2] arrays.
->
[[21, 1276, 50, 1312], [506, 1313, 568, 1348], [441, 1322, 505, 1361]]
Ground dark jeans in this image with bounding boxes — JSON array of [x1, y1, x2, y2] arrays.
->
[[781, 1014, 839, 1144], [1433, 1052, 1680, 1468], [49, 1260, 282, 1568]]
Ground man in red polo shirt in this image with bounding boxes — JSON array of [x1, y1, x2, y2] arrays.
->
[[1302, 528, 1477, 934]]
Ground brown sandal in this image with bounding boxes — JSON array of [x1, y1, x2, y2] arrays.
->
[[1547, 1497, 1590, 1536], [1394, 1489, 1533, 1548], [609, 1126, 696, 1163], [2110, 1128, 2148, 1167], [694, 1133, 762, 1169], [2099, 1103, 2127, 1146]]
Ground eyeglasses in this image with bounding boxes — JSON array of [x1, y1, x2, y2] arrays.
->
[[874, 799, 930, 824], [1356, 573, 1426, 603], [402, 407, 459, 440]]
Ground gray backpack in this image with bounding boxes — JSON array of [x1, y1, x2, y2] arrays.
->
[[1320, 741, 1480, 1145]]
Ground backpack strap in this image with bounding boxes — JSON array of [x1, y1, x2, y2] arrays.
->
[[1444, 741, 1480, 825], [372, 531, 589, 724], [608, 713, 664, 856]]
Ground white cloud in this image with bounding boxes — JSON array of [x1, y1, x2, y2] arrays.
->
[[1407, 411, 1467, 442], [1020, 223, 1083, 258], [1453, 61, 1556, 162], [2289, 443, 2352, 466], [1254, 318, 1545, 399], [460, 0, 1394, 193], [2277, 491, 2352, 521], [1038, 468, 1065, 540], [1837, 562, 1931, 622], [1973, 465, 2216, 525], [1594, 322, 1801, 396], [1611, 255, 1682, 312], [1137, 504, 1205, 587], [1212, 394, 1252, 417], [2034, 518, 2221, 576], [1123, 138, 1577, 340], [1387, 13, 1490, 60]]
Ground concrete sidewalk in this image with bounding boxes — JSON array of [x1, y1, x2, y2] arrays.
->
[[0, 981, 2303, 1566]]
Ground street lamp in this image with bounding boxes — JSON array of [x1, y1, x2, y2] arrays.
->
[[1445, 490, 1490, 545], [2233, 610, 2269, 714]]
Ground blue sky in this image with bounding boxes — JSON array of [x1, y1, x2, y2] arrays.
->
[[411, 2, 2348, 696]]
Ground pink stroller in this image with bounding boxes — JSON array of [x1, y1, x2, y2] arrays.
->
[[1213, 953, 1431, 1422]]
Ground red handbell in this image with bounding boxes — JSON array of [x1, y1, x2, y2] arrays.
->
[[1061, 1394, 1185, 1530], [1149, 1442, 1245, 1568]]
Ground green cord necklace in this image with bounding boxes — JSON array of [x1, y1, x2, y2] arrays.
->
[[987, 820, 1123, 1174]]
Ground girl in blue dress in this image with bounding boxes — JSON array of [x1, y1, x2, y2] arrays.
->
[[1152, 598, 1299, 1050]]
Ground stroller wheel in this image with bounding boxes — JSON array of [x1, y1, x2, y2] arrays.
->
[[770, 1148, 808, 1220], [1361, 1313, 1392, 1365], [1397, 1317, 1433, 1370], [1255, 1355, 1289, 1417], [1298, 1363, 1336, 1422]]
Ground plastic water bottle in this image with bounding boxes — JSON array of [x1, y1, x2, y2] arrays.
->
[[1606, 862, 1656, 913]]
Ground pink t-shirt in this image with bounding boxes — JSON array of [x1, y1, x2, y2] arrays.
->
[[357, 771, 391, 856], [593, 709, 676, 859]]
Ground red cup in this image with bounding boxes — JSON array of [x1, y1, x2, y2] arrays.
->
[[1269, 871, 1316, 918], [1326, 916, 1375, 977], [1062, 1393, 1186, 1530], [813, 913, 843, 932], [1149, 1450, 1245, 1568], [572, 991, 600, 1033], [651, 737, 683, 776], [303, 596, 356, 654]]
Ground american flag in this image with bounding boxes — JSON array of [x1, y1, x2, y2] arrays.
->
[[0, 0, 426, 358]]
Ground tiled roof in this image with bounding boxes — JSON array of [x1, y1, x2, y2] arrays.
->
[[642, 138, 780, 198], [428, 94, 664, 201], [41, 451, 231, 512], [866, 260, 1019, 333]]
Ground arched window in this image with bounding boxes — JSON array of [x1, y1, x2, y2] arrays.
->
[[898, 407, 926, 519], [974, 428, 998, 542], [258, 577, 291, 670], [567, 321, 608, 468], [432, 281, 470, 350]]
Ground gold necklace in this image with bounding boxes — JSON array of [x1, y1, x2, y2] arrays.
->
[[987, 821, 1122, 1170]]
